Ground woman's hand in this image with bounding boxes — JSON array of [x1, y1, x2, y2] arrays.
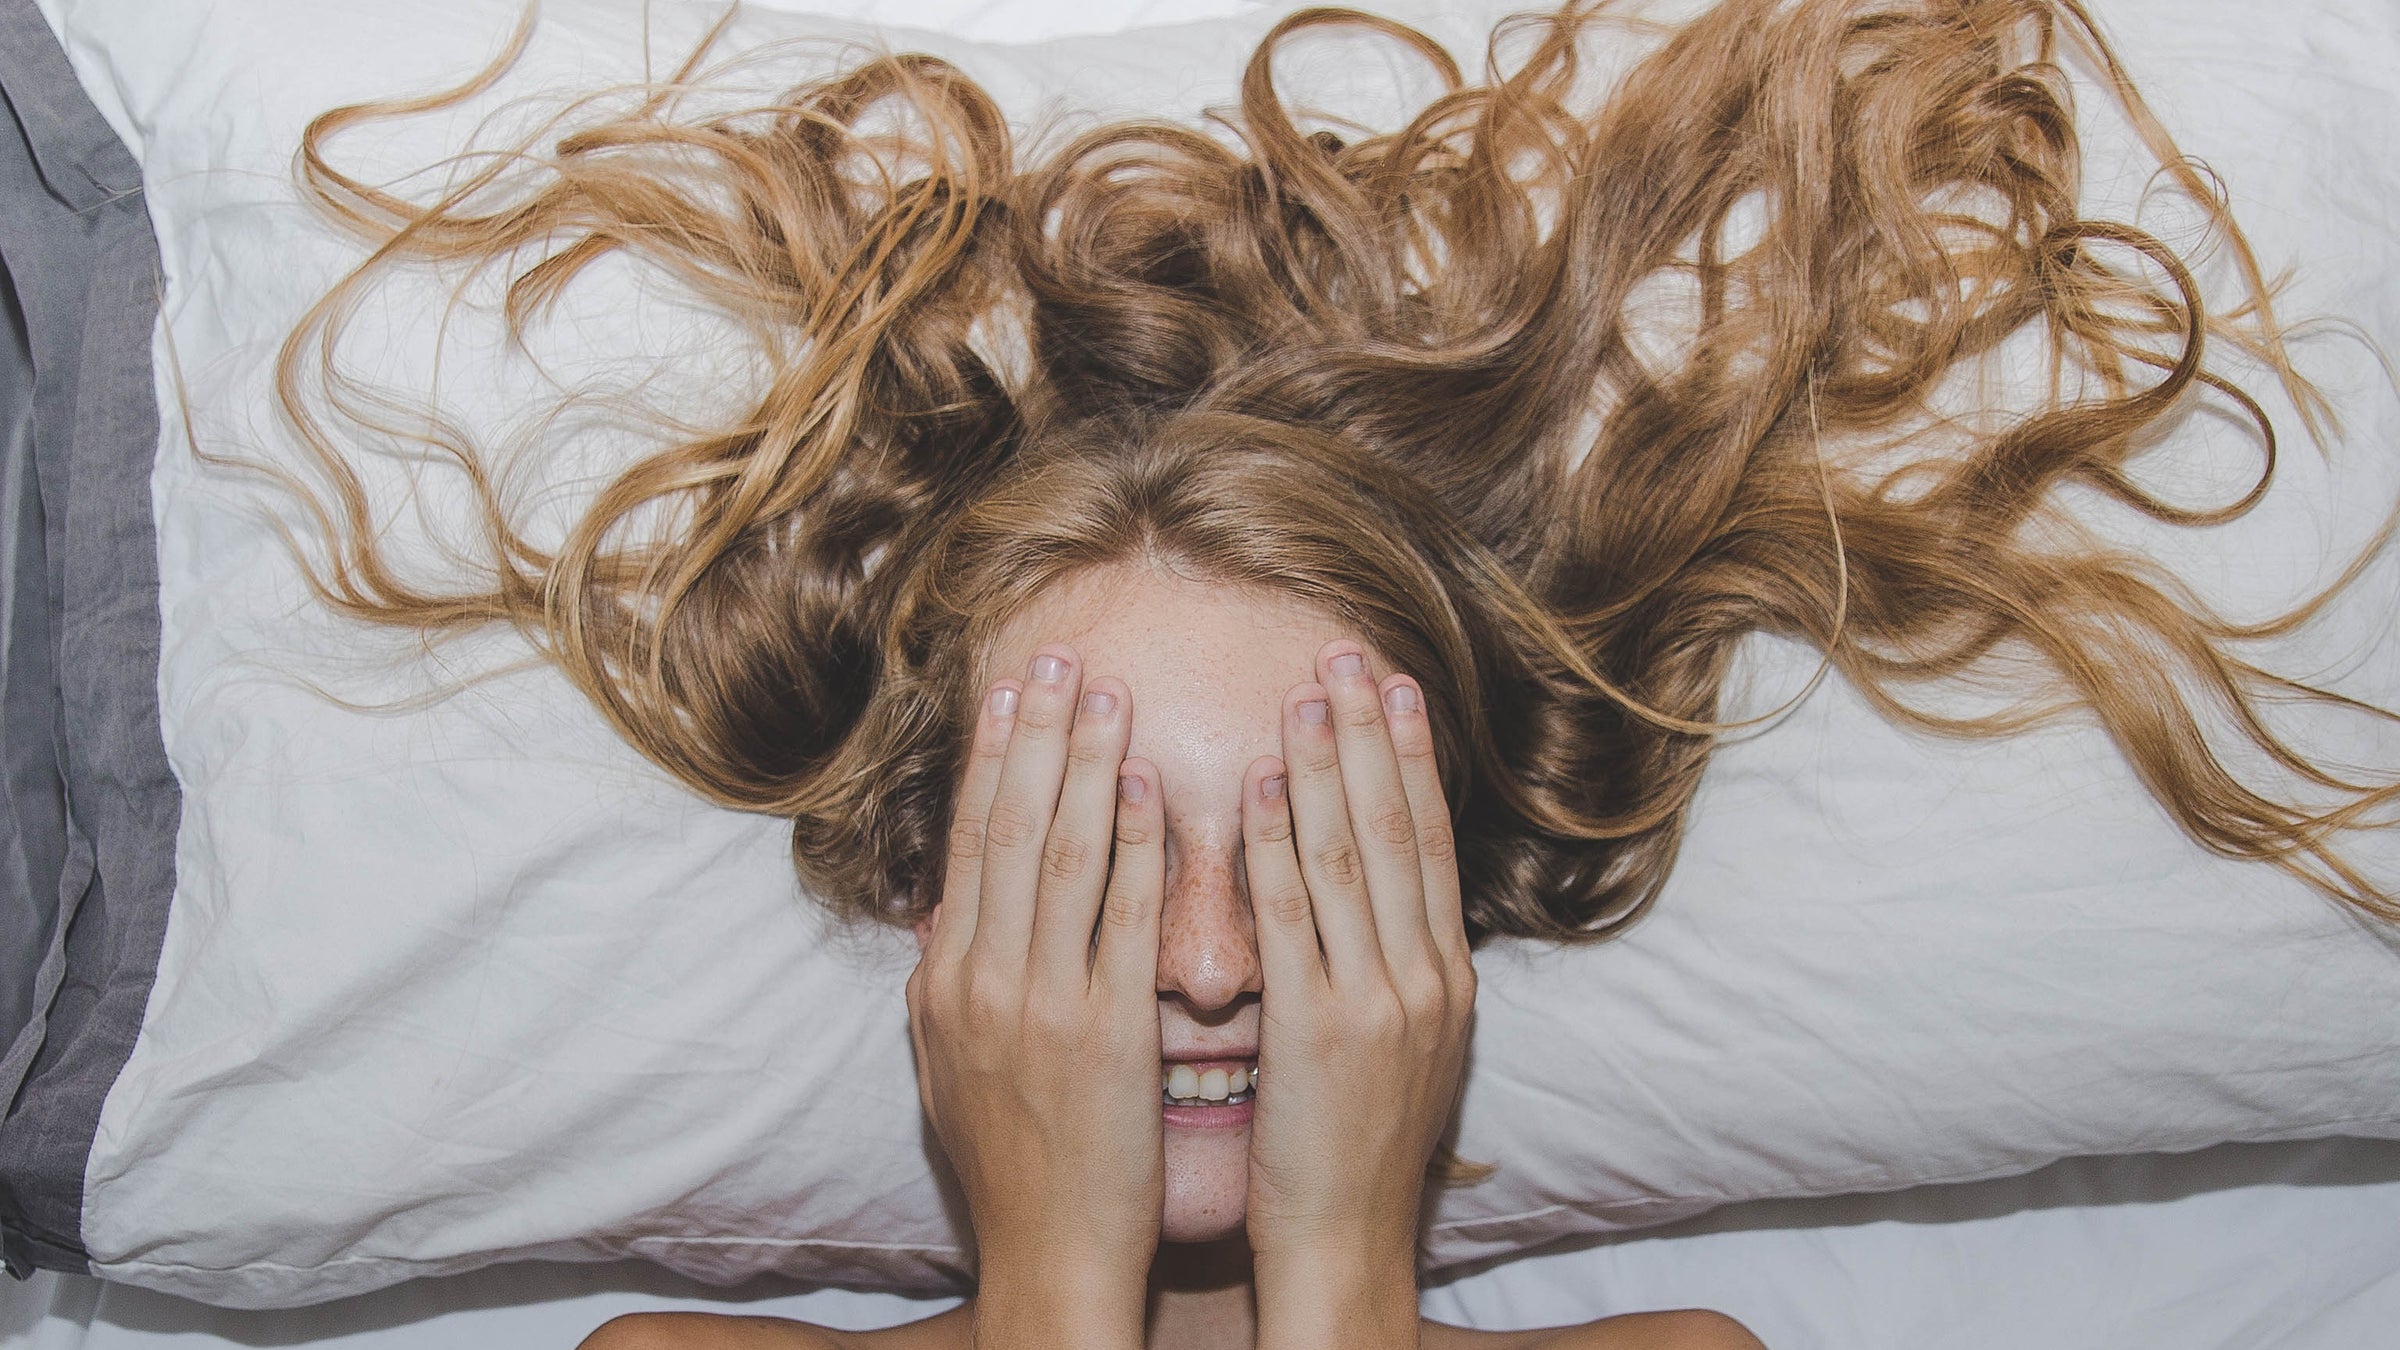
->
[[904, 646, 1166, 1350], [1241, 642, 1477, 1350]]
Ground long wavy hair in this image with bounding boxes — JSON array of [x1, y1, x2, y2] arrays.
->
[[261, 0, 2398, 937]]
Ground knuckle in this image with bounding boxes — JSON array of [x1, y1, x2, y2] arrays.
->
[[1337, 697, 1384, 731], [1114, 812, 1156, 849], [1416, 816, 1459, 866], [1101, 882, 1154, 930], [1040, 832, 1093, 884], [1262, 884, 1315, 928], [911, 955, 953, 1001], [1312, 841, 1365, 888], [947, 817, 987, 864], [1065, 732, 1114, 768], [1356, 988, 1406, 1039], [982, 800, 1039, 851], [1449, 957, 1478, 1004], [1395, 968, 1447, 1019], [958, 971, 1014, 1022], [1366, 801, 1416, 849], [1300, 741, 1343, 775], [1014, 696, 1067, 734], [1249, 810, 1294, 846]]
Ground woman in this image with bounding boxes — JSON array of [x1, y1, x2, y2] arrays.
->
[[585, 574, 1771, 1347], [255, 0, 2395, 1343]]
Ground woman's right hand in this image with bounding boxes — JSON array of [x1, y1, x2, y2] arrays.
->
[[904, 645, 1166, 1350]]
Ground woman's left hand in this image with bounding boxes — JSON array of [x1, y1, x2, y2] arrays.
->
[[1240, 642, 1477, 1350]]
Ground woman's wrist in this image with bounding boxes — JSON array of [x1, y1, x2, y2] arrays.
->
[[972, 1249, 1151, 1350], [1252, 1239, 1422, 1350]]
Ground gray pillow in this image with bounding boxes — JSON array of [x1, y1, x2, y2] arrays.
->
[[0, 0, 183, 1281]]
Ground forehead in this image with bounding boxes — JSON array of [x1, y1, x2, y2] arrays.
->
[[980, 562, 1353, 699], [976, 563, 1374, 796]]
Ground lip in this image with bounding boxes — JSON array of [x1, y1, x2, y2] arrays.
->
[[1163, 1097, 1253, 1130], [1161, 1055, 1255, 1073]]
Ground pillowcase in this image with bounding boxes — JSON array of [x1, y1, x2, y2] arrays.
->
[[8, 0, 2398, 1310]]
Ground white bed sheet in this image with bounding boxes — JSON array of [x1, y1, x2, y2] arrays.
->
[[6, 1135, 2398, 1350]]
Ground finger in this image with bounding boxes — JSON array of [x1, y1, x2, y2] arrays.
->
[[1317, 643, 1433, 970], [1380, 674, 1467, 964], [930, 677, 1023, 964], [967, 645, 1082, 967], [903, 962, 939, 1128], [1093, 756, 1165, 1005], [1030, 676, 1133, 985], [1280, 681, 1383, 980], [1241, 754, 1325, 996]]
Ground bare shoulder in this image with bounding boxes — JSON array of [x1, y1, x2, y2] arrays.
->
[[578, 1305, 970, 1350], [576, 1312, 844, 1350], [1424, 1308, 1769, 1350]]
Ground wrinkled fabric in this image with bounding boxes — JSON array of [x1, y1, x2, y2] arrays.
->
[[0, 0, 178, 1283], [3, 1137, 2398, 1349]]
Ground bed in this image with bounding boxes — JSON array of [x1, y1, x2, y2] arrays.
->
[[4, 0, 2398, 1346]]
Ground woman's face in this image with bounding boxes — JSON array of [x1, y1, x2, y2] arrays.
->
[[943, 559, 1385, 1244]]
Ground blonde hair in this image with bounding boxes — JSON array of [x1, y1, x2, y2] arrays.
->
[[264, 0, 2397, 936]]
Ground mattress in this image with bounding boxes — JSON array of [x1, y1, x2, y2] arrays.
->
[[5, 1136, 2398, 1349]]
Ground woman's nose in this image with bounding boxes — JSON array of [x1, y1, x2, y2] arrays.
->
[[1155, 850, 1261, 1015]]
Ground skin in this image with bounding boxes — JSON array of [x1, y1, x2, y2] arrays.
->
[[579, 562, 1765, 1350]]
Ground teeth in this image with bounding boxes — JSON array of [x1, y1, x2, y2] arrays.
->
[[1160, 1061, 1259, 1107]]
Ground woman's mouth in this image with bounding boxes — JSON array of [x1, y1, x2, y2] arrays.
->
[[1161, 1058, 1256, 1127]]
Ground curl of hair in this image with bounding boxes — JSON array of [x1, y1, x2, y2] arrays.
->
[[263, 0, 2399, 937]]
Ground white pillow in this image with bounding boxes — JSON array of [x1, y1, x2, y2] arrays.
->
[[40, 0, 2400, 1309]]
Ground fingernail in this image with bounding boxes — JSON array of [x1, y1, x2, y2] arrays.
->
[[1298, 699, 1329, 726], [990, 685, 1018, 716], [1031, 654, 1066, 684], [1329, 652, 1365, 681], [1082, 689, 1117, 718], [1119, 773, 1146, 802], [1261, 774, 1286, 800], [1384, 682, 1419, 714]]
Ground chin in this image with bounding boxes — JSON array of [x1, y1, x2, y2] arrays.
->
[[1161, 1120, 1250, 1243], [1162, 1201, 1247, 1244]]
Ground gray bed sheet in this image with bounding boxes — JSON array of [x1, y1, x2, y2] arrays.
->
[[0, 0, 185, 1281]]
